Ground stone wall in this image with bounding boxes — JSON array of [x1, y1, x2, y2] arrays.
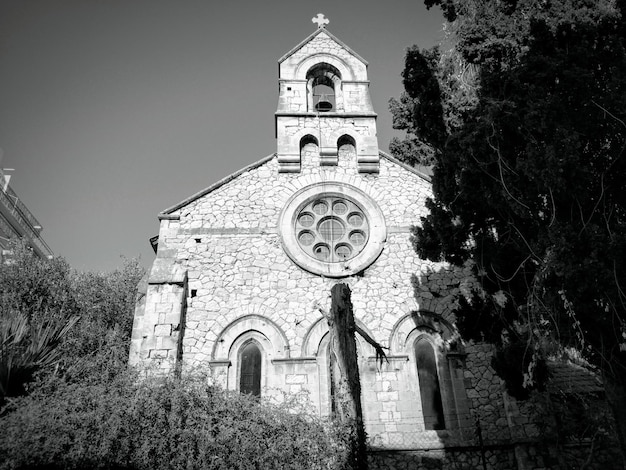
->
[[165, 155, 437, 370], [463, 343, 511, 444], [368, 448, 516, 470]]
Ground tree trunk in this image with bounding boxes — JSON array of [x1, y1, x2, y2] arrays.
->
[[328, 283, 368, 470]]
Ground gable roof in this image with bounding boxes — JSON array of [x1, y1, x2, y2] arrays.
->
[[159, 151, 431, 217], [548, 361, 603, 394], [278, 27, 368, 66]]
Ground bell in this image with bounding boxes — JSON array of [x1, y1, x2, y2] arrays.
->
[[315, 96, 333, 112]]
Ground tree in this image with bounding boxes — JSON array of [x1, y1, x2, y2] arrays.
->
[[313, 284, 388, 470], [0, 241, 76, 324], [62, 259, 144, 382], [391, 0, 626, 460], [324, 284, 367, 470], [0, 241, 144, 404]]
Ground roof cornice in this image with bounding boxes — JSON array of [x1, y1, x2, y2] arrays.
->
[[378, 150, 432, 183]]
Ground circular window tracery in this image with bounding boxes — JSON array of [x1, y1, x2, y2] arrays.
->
[[279, 183, 386, 278], [296, 196, 369, 263]]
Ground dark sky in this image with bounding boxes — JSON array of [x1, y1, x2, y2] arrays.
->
[[0, 0, 444, 272]]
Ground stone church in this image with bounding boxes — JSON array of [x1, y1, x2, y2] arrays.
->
[[130, 17, 619, 469]]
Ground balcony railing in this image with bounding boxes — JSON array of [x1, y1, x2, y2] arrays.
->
[[0, 170, 53, 258]]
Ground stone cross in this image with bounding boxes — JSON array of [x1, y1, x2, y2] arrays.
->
[[312, 13, 329, 29]]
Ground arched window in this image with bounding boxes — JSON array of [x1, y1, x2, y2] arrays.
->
[[415, 338, 445, 430], [239, 342, 262, 396], [306, 63, 341, 112], [328, 347, 338, 417]]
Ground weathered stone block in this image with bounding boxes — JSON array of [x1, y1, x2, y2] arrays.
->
[[377, 391, 399, 402], [159, 336, 178, 350], [149, 349, 169, 359], [285, 374, 308, 384], [154, 324, 172, 336]]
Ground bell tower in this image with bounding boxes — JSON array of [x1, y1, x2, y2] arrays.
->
[[275, 14, 380, 173]]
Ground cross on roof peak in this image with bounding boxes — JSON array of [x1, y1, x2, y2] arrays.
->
[[312, 13, 329, 29]]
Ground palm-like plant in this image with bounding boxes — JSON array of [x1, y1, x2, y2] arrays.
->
[[0, 313, 78, 403]]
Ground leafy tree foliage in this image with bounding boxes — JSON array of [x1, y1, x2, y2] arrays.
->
[[391, 0, 626, 458], [62, 259, 144, 382], [0, 242, 76, 324], [0, 241, 144, 404]]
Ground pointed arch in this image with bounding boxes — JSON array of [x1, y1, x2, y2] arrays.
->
[[388, 310, 459, 355], [212, 314, 289, 360], [302, 315, 377, 357]]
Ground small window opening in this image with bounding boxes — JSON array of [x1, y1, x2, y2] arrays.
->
[[415, 338, 445, 430], [190, 289, 197, 298], [195, 238, 201, 243]]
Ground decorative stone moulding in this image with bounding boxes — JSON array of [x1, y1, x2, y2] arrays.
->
[[319, 147, 338, 166], [279, 182, 386, 277]]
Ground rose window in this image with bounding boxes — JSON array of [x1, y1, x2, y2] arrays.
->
[[295, 196, 369, 263], [279, 183, 386, 278]]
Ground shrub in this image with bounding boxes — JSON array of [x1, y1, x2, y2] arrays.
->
[[0, 373, 350, 470]]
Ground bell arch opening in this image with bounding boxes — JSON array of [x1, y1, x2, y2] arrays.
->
[[306, 63, 341, 112]]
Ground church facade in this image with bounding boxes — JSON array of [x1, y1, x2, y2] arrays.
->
[[130, 20, 619, 470]]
